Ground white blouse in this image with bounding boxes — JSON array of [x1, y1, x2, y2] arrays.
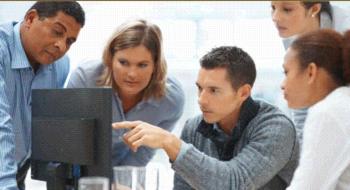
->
[[287, 86, 350, 190]]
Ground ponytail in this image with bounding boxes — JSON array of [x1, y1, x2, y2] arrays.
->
[[343, 30, 350, 84]]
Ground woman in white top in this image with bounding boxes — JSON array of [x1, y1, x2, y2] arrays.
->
[[271, 1, 350, 143], [281, 29, 350, 190]]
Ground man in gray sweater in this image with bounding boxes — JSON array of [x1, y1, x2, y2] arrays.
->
[[114, 46, 299, 190]]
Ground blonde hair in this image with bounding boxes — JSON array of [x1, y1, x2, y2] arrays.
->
[[97, 19, 167, 100]]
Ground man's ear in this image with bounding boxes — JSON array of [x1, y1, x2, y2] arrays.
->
[[23, 10, 38, 28], [306, 62, 318, 85], [238, 84, 251, 101]]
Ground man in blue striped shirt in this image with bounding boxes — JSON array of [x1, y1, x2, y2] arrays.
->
[[0, 2, 85, 189]]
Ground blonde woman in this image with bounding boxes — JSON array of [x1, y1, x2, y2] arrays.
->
[[68, 19, 185, 166]]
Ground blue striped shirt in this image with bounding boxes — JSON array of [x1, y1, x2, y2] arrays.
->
[[0, 22, 69, 190]]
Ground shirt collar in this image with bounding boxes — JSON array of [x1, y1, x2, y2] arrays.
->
[[11, 22, 32, 69], [11, 22, 54, 71], [139, 97, 160, 108], [196, 97, 260, 160], [114, 91, 161, 111], [197, 97, 260, 136]]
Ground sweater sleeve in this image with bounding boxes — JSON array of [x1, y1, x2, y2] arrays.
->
[[172, 115, 296, 190]]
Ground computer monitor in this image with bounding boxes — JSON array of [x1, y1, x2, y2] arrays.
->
[[31, 88, 113, 190]]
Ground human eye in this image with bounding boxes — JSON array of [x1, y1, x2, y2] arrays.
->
[[118, 59, 128, 66], [210, 88, 219, 94], [271, 5, 275, 12], [283, 7, 293, 13], [196, 84, 202, 93], [138, 63, 148, 68], [51, 26, 64, 37], [66, 38, 75, 47], [52, 29, 62, 36]]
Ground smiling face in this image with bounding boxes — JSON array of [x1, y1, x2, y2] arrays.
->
[[112, 45, 155, 98], [22, 10, 81, 66], [196, 67, 244, 127], [271, 1, 316, 38], [281, 48, 310, 108]]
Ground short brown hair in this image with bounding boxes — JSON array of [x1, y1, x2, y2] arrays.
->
[[200, 46, 256, 90], [97, 19, 167, 100], [291, 29, 350, 85]]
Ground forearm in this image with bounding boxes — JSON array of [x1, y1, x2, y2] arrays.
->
[[0, 123, 18, 190], [0, 113, 17, 190], [162, 133, 181, 161], [171, 145, 235, 190], [0, 72, 18, 189]]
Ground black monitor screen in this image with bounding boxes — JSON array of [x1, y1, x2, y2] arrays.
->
[[31, 88, 112, 190]]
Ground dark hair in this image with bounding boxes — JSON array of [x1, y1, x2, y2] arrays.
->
[[291, 29, 350, 85], [200, 46, 256, 89], [343, 31, 350, 84], [28, 1, 85, 27], [302, 1, 332, 21]]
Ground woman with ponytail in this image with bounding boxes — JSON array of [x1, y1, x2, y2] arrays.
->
[[281, 29, 350, 189], [271, 1, 350, 49], [271, 1, 350, 145]]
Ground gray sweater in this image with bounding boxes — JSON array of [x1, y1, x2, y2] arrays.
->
[[172, 98, 299, 190]]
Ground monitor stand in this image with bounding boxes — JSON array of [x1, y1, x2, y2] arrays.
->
[[46, 162, 78, 190]]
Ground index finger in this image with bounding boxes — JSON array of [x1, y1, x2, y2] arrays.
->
[[112, 121, 143, 129]]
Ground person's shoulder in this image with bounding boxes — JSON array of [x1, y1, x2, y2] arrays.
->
[[184, 115, 203, 131], [0, 22, 15, 39], [331, 5, 348, 17], [309, 86, 350, 118], [181, 114, 203, 138], [255, 99, 285, 115], [165, 75, 185, 100], [0, 37, 6, 59], [252, 99, 295, 129], [76, 59, 104, 71], [0, 22, 16, 58], [67, 59, 105, 87], [77, 59, 105, 76], [73, 59, 105, 77], [54, 55, 70, 67], [331, 5, 350, 32], [159, 75, 185, 111]]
